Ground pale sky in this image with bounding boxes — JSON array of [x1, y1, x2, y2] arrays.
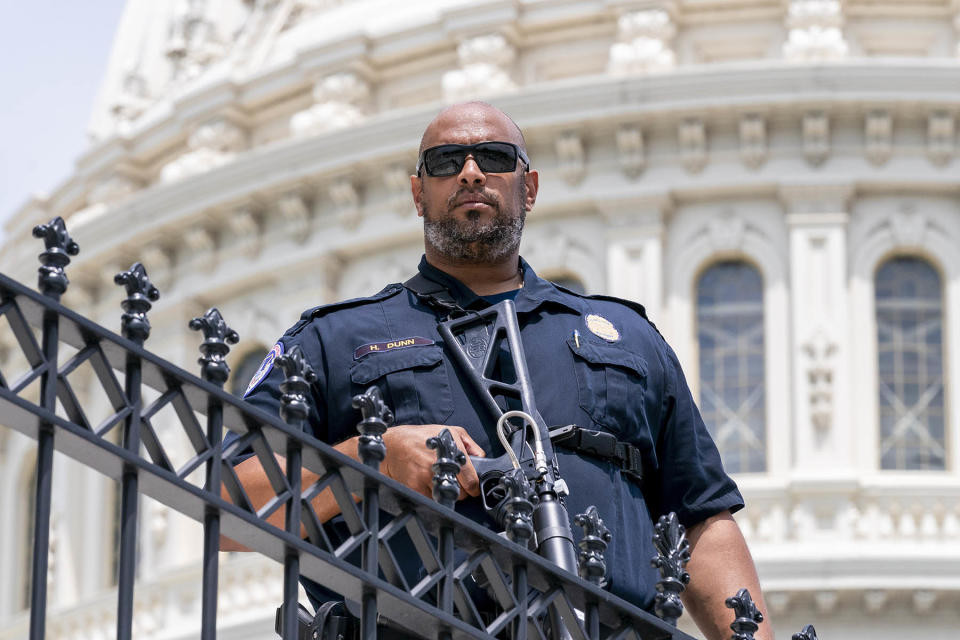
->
[[0, 1, 128, 229]]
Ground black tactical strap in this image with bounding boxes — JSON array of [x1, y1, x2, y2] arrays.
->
[[549, 425, 643, 485], [402, 272, 466, 318]]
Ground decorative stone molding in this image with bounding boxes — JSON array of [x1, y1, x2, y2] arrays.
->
[[608, 9, 676, 75], [228, 206, 262, 258], [815, 590, 839, 614], [864, 590, 889, 613], [888, 205, 928, 247], [384, 164, 412, 215], [783, 0, 848, 61], [183, 225, 217, 270], [165, 0, 226, 84], [87, 172, 144, 207], [616, 126, 645, 177], [927, 112, 955, 166], [110, 63, 151, 129], [865, 110, 892, 166], [160, 117, 247, 183], [442, 34, 516, 102], [800, 328, 837, 433], [290, 72, 371, 137], [277, 189, 312, 239], [330, 176, 361, 228], [555, 131, 586, 185], [739, 114, 767, 169], [802, 112, 829, 166], [678, 119, 707, 173], [913, 591, 937, 614], [705, 212, 746, 252]]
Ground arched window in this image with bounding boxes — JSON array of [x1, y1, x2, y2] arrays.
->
[[696, 261, 766, 473], [875, 257, 945, 470]]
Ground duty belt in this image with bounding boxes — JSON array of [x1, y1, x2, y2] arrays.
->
[[549, 425, 644, 486]]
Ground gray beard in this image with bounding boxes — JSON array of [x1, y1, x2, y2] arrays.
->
[[423, 194, 526, 264]]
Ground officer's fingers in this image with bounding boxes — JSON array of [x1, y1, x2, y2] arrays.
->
[[454, 427, 486, 457], [456, 456, 481, 498]]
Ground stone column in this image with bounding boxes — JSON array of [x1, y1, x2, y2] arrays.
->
[[781, 185, 853, 475], [599, 196, 670, 326]]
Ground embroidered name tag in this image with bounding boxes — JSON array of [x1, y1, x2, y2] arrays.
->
[[354, 336, 435, 359]]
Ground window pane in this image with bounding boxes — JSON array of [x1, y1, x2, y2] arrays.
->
[[696, 261, 766, 473], [876, 257, 946, 470]]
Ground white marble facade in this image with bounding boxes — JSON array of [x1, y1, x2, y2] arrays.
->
[[2, 1, 960, 638]]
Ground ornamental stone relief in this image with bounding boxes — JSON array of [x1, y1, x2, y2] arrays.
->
[[165, 0, 226, 84], [290, 72, 371, 137], [330, 176, 361, 228], [888, 206, 928, 247], [442, 34, 516, 102], [802, 112, 829, 166], [705, 212, 746, 253], [277, 189, 312, 240], [926, 112, 955, 166], [383, 164, 412, 215], [678, 119, 707, 174], [555, 131, 586, 185], [801, 328, 837, 433], [739, 115, 767, 169], [783, 0, 848, 61], [616, 126, 645, 178], [608, 9, 676, 75], [865, 111, 892, 166], [160, 117, 248, 183]]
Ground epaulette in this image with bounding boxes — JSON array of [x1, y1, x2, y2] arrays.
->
[[285, 283, 405, 338], [552, 284, 664, 339]]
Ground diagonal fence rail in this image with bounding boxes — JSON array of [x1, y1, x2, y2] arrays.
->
[[2, 217, 802, 640]]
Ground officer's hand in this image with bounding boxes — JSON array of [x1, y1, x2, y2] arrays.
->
[[381, 424, 485, 500]]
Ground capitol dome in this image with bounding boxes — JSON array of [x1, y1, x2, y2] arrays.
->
[[2, 1, 960, 639]]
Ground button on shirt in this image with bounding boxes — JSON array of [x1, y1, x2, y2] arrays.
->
[[241, 256, 743, 612]]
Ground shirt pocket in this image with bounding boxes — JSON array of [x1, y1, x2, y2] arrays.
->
[[566, 338, 649, 436], [349, 344, 454, 426]]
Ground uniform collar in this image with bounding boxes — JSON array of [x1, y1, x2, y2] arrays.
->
[[416, 255, 581, 315]]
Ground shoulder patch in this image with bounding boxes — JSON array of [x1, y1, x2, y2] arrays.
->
[[287, 284, 405, 338], [552, 284, 662, 339], [244, 342, 283, 398]]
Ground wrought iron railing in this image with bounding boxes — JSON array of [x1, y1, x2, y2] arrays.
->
[[2, 217, 810, 640]]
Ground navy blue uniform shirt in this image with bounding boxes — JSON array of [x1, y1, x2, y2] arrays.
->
[[240, 256, 743, 612]]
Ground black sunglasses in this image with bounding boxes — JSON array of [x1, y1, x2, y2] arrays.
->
[[416, 141, 530, 177]]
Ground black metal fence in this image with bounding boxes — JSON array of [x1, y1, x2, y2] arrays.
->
[[2, 217, 808, 640]]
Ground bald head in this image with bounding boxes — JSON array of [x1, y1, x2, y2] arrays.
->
[[418, 102, 527, 155]]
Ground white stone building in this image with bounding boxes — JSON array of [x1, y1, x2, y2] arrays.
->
[[1, 1, 960, 638]]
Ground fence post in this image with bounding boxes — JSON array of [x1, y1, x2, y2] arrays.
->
[[498, 468, 534, 640], [189, 307, 238, 640], [725, 588, 764, 640], [113, 263, 159, 640], [352, 386, 392, 640], [575, 505, 610, 640], [28, 217, 78, 640], [652, 512, 691, 626], [426, 428, 465, 640], [275, 344, 315, 640]]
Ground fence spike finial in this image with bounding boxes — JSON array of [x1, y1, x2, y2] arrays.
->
[[651, 512, 691, 625], [32, 216, 79, 299], [575, 505, 611, 587], [114, 262, 160, 344], [426, 428, 465, 508], [792, 624, 818, 640], [497, 467, 536, 544], [726, 588, 764, 640], [352, 386, 392, 468], [188, 308, 239, 386], [275, 344, 317, 426]]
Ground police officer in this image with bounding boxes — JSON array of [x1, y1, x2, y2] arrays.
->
[[225, 102, 773, 640]]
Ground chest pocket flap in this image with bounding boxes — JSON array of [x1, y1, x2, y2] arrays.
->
[[349, 344, 452, 425], [567, 338, 648, 434], [567, 339, 647, 378], [350, 344, 445, 384]]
